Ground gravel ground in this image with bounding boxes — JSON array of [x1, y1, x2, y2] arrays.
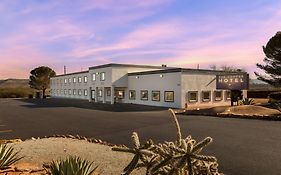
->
[[10, 138, 144, 175]]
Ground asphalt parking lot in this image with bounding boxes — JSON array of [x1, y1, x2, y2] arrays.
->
[[0, 98, 280, 175]]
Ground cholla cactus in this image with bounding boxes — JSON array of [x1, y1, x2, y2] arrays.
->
[[112, 109, 222, 175]]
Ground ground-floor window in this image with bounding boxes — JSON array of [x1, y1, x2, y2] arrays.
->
[[68, 89, 72, 95], [202, 91, 211, 102], [225, 91, 231, 100], [57, 90, 59, 94], [64, 89, 67, 95], [84, 89, 88, 96], [73, 89, 76, 95], [78, 89, 82, 96], [98, 89, 102, 97], [152, 91, 160, 101], [116, 90, 125, 99], [165, 91, 174, 102], [214, 91, 222, 101], [106, 89, 111, 96], [129, 90, 136, 100], [188, 91, 198, 103], [141, 90, 148, 100]]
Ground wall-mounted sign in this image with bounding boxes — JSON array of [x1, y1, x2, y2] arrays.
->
[[216, 74, 249, 90]]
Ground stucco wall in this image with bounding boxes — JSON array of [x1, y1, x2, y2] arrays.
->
[[126, 72, 182, 108], [181, 73, 231, 108]]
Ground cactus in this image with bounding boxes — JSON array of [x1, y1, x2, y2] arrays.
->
[[240, 98, 254, 105], [112, 109, 222, 175]]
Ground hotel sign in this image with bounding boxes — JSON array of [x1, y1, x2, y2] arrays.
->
[[216, 74, 249, 90]]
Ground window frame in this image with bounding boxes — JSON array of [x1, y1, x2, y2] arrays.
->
[[152, 91, 160, 101], [73, 89, 76, 95], [78, 77, 82, 83], [214, 91, 223, 101], [73, 77, 76, 83], [225, 91, 231, 101], [84, 89, 88, 96], [92, 73, 96, 81], [188, 91, 198, 103], [78, 89, 82, 96], [164, 91, 174, 102], [140, 90, 148, 101], [100, 72, 105, 81], [129, 90, 136, 100], [202, 91, 211, 102], [106, 89, 111, 96], [116, 90, 125, 99], [84, 76, 88, 83], [98, 89, 102, 97]]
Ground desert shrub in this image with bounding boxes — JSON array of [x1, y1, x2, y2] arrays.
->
[[240, 98, 254, 105], [112, 109, 222, 175], [48, 156, 99, 175], [268, 92, 281, 103], [0, 144, 23, 169], [0, 88, 34, 98]]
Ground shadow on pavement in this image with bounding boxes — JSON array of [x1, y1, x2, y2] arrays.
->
[[17, 98, 169, 112]]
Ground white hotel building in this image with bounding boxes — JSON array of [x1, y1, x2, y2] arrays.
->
[[50, 63, 240, 108]]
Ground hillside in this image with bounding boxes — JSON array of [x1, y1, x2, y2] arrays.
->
[[0, 79, 29, 88]]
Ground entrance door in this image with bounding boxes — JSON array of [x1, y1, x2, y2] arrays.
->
[[91, 90, 95, 100]]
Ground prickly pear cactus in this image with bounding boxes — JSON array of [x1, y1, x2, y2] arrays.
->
[[112, 109, 223, 175]]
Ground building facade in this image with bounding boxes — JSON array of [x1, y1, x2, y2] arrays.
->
[[50, 63, 244, 108]]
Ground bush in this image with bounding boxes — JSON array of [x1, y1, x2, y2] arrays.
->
[[240, 98, 254, 105], [268, 92, 281, 103], [112, 109, 221, 175], [48, 156, 99, 175], [0, 88, 34, 98]]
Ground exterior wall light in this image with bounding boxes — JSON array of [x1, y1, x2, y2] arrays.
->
[[160, 74, 163, 77], [136, 76, 139, 79], [96, 72, 99, 75]]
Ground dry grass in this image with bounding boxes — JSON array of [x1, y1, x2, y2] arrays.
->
[[222, 105, 281, 116]]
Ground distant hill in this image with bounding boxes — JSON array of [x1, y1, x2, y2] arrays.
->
[[0, 79, 29, 88]]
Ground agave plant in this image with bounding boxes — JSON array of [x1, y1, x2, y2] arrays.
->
[[49, 156, 99, 175], [240, 98, 254, 105], [0, 144, 23, 169], [112, 109, 222, 175]]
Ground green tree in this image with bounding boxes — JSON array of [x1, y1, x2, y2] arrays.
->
[[255, 32, 281, 87], [29, 66, 56, 98]]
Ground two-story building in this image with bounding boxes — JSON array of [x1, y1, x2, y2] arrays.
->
[[50, 63, 246, 108]]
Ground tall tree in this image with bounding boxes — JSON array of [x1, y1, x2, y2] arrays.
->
[[255, 32, 281, 87], [29, 66, 56, 98]]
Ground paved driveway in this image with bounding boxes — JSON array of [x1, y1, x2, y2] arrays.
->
[[0, 98, 280, 175]]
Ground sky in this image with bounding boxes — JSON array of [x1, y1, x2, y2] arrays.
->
[[0, 0, 281, 79]]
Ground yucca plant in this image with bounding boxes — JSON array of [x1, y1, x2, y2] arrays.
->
[[240, 98, 254, 105], [0, 144, 23, 169], [112, 109, 222, 175], [49, 156, 99, 175]]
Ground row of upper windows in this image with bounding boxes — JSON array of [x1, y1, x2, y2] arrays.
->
[[51, 72, 106, 85], [51, 89, 88, 96]]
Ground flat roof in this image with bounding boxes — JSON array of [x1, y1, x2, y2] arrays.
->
[[53, 70, 89, 78], [89, 63, 172, 70], [128, 68, 245, 76]]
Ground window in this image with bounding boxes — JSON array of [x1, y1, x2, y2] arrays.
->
[[73, 89, 77, 95], [61, 89, 63, 94], [68, 78, 71, 83], [188, 91, 198, 103], [73, 77, 76, 83], [165, 91, 174, 102], [129, 90, 136, 100], [98, 89, 102, 97], [100, 72, 105, 81], [225, 91, 231, 100], [106, 89, 111, 96], [214, 91, 222, 101], [64, 79, 67, 84], [57, 89, 59, 94], [92, 73, 96, 81], [78, 89, 82, 96], [84, 76, 88, 83], [78, 77, 82, 83], [68, 89, 72, 95], [84, 89, 88, 96], [116, 90, 125, 99], [202, 91, 211, 102], [141, 90, 148, 101], [152, 91, 160, 101], [64, 89, 67, 95]]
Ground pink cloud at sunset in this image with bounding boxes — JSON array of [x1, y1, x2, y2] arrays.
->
[[0, 0, 281, 79]]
